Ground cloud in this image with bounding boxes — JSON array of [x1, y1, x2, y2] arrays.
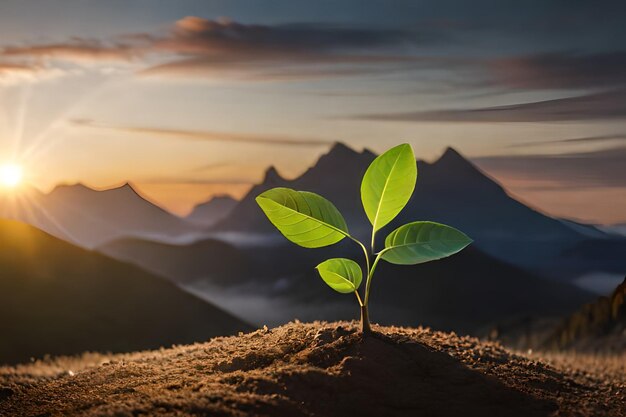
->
[[486, 51, 626, 90], [70, 119, 334, 147], [160, 16, 415, 54], [142, 20, 626, 86], [140, 17, 422, 80], [472, 146, 626, 188], [509, 134, 626, 148], [355, 89, 626, 122], [3, 16, 625, 89], [139, 57, 415, 81], [0, 61, 62, 83], [0, 17, 422, 81], [0, 62, 38, 76], [1, 39, 143, 62]]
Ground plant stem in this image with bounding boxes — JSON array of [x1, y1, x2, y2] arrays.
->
[[354, 290, 364, 307], [349, 236, 370, 273], [360, 304, 372, 334], [348, 236, 377, 335], [363, 250, 386, 306]]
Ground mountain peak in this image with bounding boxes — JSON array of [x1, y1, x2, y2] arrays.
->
[[327, 141, 359, 157], [440, 146, 464, 161], [49, 182, 95, 195], [187, 194, 239, 226], [194, 194, 237, 209], [263, 166, 283, 183], [50, 182, 140, 196], [315, 141, 371, 169], [362, 147, 377, 159], [110, 182, 140, 195], [434, 147, 475, 170], [208, 194, 237, 203], [430, 146, 507, 195]]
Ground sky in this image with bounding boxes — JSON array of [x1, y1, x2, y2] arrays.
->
[[0, 0, 624, 224]]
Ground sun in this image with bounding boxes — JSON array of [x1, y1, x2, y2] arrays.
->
[[0, 163, 23, 188]]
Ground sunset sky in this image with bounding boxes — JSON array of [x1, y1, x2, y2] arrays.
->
[[0, 0, 624, 224]]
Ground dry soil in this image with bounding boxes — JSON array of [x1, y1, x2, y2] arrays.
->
[[1, 321, 624, 417]]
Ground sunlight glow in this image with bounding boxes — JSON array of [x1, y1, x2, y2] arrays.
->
[[0, 163, 23, 188]]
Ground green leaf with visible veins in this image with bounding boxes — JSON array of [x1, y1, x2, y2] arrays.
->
[[361, 143, 417, 232], [382, 221, 472, 265], [315, 258, 362, 293], [256, 187, 349, 248]]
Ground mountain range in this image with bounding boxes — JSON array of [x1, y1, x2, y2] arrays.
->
[[0, 183, 197, 248], [1, 142, 624, 350], [0, 217, 250, 365], [91, 142, 624, 334], [212, 143, 625, 280], [3, 143, 623, 283]]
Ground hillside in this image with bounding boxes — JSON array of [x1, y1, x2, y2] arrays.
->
[[106, 229, 595, 334], [99, 237, 254, 285], [0, 218, 251, 365], [543, 277, 626, 351], [1, 322, 623, 417]]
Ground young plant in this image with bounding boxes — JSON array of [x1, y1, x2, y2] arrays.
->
[[256, 143, 472, 334]]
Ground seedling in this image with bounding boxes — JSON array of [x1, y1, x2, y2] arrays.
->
[[256, 144, 472, 334]]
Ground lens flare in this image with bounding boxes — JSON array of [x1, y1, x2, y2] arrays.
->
[[0, 163, 23, 187]]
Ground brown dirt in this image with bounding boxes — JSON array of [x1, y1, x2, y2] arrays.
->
[[1, 321, 624, 417]]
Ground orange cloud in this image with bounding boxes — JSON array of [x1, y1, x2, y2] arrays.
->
[[1, 40, 142, 62], [0, 61, 61, 83], [0, 16, 421, 81]]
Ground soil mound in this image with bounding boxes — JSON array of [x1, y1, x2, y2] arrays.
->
[[1, 322, 624, 416]]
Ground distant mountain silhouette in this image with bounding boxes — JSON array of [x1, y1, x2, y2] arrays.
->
[[541, 238, 626, 278], [598, 222, 626, 237], [0, 218, 251, 365], [543, 277, 625, 352], [557, 218, 609, 239], [212, 143, 626, 279], [215, 143, 375, 239], [97, 234, 593, 334], [185, 195, 238, 227], [0, 183, 197, 248]]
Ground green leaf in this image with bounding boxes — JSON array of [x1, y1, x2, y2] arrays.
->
[[256, 187, 349, 248], [361, 143, 417, 232], [315, 258, 362, 293], [382, 221, 472, 265]]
